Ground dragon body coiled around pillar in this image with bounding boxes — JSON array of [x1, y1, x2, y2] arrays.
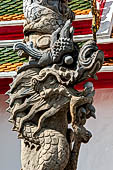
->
[[7, 0, 104, 170]]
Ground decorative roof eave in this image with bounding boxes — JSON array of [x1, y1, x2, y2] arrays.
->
[[0, 25, 24, 41], [73, 36, 113, 44], [0, 11, 91, 22], [0, 20, 24, 27], [0, 71, 16, 78], [74, 13, 92, 21], [1, 0, 112, 44], [0, 0, 91, 22], [0, 0, 112, 46], [0, 0, 112, 73], [0, 14, 92, 26]]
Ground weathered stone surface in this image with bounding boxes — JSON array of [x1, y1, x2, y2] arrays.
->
[[7, 0, 104, 170]]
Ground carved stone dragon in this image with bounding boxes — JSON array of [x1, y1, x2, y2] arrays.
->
[[7, 0, 104, 170]]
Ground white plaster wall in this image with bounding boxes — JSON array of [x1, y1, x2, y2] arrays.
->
[[0, 95, 21, 170], [0, 88, 113, 170], [78, 88, 113, 170]]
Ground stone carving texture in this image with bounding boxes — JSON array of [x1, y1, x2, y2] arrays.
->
[[7, 0, 104, 170]]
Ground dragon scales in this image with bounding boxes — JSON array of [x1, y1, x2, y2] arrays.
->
[[7, 0, 104, 170]]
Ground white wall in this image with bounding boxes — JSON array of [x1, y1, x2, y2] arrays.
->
[[0, 88, 113, 170], [78, 88, 113, 170], [0, 95, 21, 170]]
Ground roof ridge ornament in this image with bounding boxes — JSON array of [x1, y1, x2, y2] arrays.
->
[[91, 0, 101, 42]]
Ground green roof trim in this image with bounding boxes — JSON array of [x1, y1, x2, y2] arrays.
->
[[0, 47, 28, 65], [0, 0, 23, 16], [0, 0, 91, 17], [68, 0, 91, 11]]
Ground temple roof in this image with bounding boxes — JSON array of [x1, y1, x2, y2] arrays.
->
[[0, 0, 113, 74], [0, 47, 27, 72], [0, 0, 23, 16], [0, 0, 91, 21], [69, 0, 91, 15], [0, 0, 23, 21]]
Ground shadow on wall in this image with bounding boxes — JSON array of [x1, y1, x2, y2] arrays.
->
[[0, 95, 21, 170], [78, 88, 113, 170]]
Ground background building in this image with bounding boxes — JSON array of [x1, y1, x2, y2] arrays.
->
[[0, 0, 113, 169]]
